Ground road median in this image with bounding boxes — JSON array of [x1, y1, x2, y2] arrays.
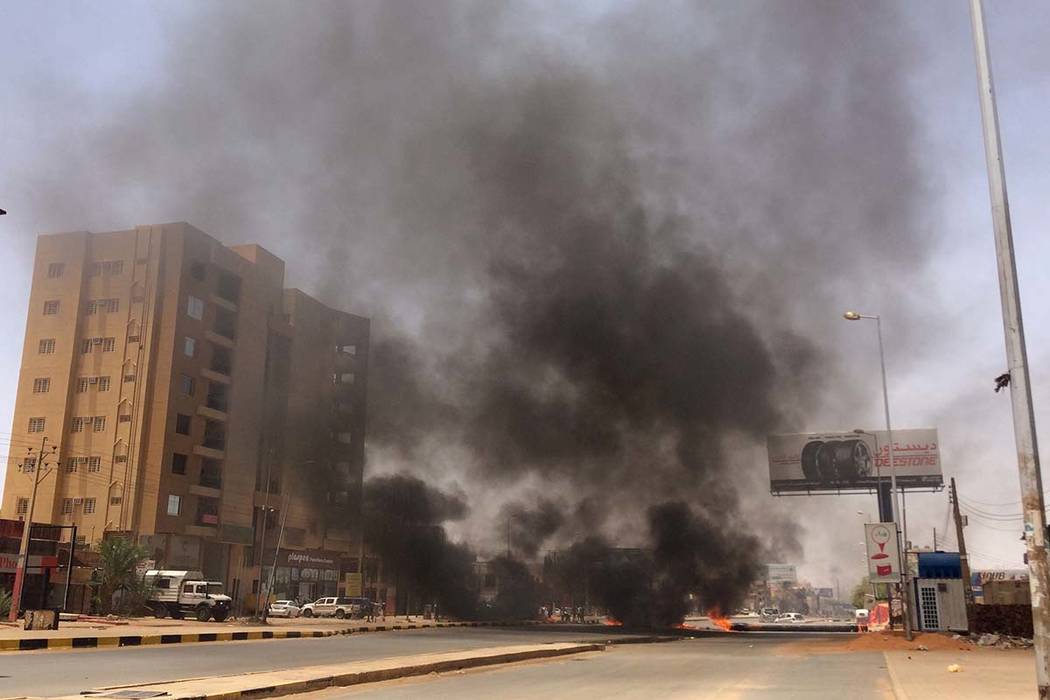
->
[[59, 641, 605, 699], [0, 619, 541, 653]]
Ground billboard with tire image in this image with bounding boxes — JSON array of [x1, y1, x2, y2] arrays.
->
[[767, 428, 942, 493]]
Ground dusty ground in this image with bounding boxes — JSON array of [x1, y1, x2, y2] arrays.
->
[[776, 630, 1001, 655]]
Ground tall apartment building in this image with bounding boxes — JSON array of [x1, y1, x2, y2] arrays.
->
[[0, 223, 370, 606]]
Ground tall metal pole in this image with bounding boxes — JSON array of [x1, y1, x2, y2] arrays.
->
[[9, 438, 51, 622], [261, 491, 291, 623], [968, 2, 1049, 691], [874, 316, 913, 641], [62, 524, 77, 612]]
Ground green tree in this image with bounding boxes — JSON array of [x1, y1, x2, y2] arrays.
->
[[0, 588, 11, 617], [851, 576, 889, 609], [95, 537, 150, 615]]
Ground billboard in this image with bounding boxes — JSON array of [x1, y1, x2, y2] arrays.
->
[[767, 428, 942, 493], [865, 522, 901, 583], [765, 563, 797, 583]]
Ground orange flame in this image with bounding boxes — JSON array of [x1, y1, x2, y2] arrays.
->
[[707, 608, 733, 632], [603, 617, 623, 626]]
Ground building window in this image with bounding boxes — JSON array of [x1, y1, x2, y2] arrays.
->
[[38, 338, 56, 354], [62, 499, 74, 515], [92, 416, 106, 432], [334, 372, 355, 385], [196, 496, 219, 526], [86, 299, 119, 315], [179, 374, 195, 396], [217, 272, 241, 303], [110, 495, 122, 506], [83, 498, 96, 514], [87, 456, 101, 472], [43, 300, 60, 315], [102, 337, 115, 352], [124, 373, 136, 383], [88, 260, 123, 276], [114, 455, 128, 463], [16, 498, 29, 515], [99, 376, 111, 392], [77, 378, 90, 393], [32, 377, 50, 394], [175, 414, 191, 435], [21, 456, 37, 473], [47, 262, 65, 278], [81, 337, 116, 353], [65, 458, 77, 473], [184, 336, 196, 357], [171, 452, 188, 475], [28, 417, 45, 433], [71, 417, 84, 433], [167, 494, 182, 516], [190, 261, 206, 282], [187, 295, 204, 320], [213, 307, 237, 339], [119, 413, 132, 423]]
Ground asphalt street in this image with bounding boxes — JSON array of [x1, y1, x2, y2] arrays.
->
[[301, 635, 895, 700], [0, 626, 644, 697]]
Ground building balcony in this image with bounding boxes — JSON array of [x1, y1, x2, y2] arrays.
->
[[205, 330, 235, 349], [189, 483, 221, 498], [209, 293, 238, 313], [201, 368, 231, 385], [193, 444, 225, 460], [197, 405, 227, 422]]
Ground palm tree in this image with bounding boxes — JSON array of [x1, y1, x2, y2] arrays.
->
[[95, 537, 149, 615]]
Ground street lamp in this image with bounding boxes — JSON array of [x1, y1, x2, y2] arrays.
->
[[843, 310, 913, 641]]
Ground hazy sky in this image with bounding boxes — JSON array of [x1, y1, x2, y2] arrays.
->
[[2, 1, 1049, 592]]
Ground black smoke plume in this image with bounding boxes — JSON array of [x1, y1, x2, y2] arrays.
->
[[5, 1, 935, 620], [361, 474, 477, 617]]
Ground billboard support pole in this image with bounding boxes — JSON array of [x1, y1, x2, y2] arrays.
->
[[969, 1, 1050, 693]]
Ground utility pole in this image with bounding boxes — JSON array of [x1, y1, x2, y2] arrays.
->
[[261, 490, 291, 623], [968, 1, 1050, 694], [9, 438, 55, 622], [255, 449, 274, 619], [950, 478, 975, 632]]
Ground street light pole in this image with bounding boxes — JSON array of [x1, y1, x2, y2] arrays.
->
[[844, 312, 913, 640], [968, 1, 1050, 693]]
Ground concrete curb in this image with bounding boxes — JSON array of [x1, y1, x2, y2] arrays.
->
[[78, 642, 606, 700], [0, 619, 542, 653]]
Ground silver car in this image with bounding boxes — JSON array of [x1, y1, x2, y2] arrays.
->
[[268, 600, 301, 618]]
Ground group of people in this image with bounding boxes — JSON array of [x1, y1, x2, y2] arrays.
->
[[540, 605, 588, 623]]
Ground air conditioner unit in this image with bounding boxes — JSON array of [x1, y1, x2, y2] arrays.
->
[[73, 498, 83, 505], [92, 338, 103, 345], [89, 377, 99, 384]]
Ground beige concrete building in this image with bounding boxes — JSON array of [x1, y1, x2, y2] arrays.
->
[[0, 223, 370, 608]]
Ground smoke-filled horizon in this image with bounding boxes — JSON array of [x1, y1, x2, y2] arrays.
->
[[3, 0, 946, 603]]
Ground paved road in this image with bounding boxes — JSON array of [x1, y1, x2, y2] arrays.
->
[[301, 635, 896, 700], [0, 627, 641, 697]]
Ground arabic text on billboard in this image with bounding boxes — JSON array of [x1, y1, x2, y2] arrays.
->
[[765, 564, 797, 583], [767, 428, 942, 493]]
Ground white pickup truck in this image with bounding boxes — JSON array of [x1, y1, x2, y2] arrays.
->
[[144, 569, 232, 622]]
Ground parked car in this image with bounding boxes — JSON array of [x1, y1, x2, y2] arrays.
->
[[759, 607, 780, 622], [268, 600, 301, 618], [775, 613, 805, 623], [301, 596, 359, 618]]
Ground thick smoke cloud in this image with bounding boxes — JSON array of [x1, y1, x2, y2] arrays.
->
[[8, 1, 935, 616]]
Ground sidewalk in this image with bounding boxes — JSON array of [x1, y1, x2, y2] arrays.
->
[[884, 648, 1035, 699], [0, 615, 533, 652], [47, 641, 605, 699]]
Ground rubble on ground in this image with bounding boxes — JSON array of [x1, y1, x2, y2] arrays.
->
[[970, 632, 1033, 649]]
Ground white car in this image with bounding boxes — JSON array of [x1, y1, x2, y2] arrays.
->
[[268, 600, 301, 618], [775, 613, 805, 623]]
